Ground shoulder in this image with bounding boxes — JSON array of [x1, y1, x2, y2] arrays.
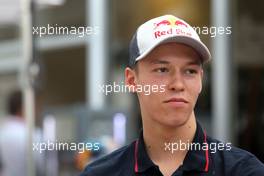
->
[[207, 136, 264, 175], [225, 146, 264, 175], [80, 141, 135, 176]]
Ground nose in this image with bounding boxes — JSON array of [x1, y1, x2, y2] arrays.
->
[[167, 71, 185, 92]]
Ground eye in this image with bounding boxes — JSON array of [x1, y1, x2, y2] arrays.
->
[[154, 67, 169, 73], [185, 69, 198, 75]]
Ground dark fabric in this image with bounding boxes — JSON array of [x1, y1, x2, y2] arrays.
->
[[80, 122, 264, 176], [129, 31, 140, 67]]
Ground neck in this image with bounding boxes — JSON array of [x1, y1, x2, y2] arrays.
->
[[142, 112, 197, 174]]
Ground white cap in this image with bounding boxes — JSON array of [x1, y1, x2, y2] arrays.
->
[[129, 15, 211, 67]]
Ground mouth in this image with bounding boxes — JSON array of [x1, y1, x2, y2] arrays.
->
[[163, 97, 188, 108], [163, 97, 188, 103]]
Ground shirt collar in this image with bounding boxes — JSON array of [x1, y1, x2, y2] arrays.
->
[[134, 131, 157, 173], [134, 121, 210, 174], [181, 122, 209, 172]]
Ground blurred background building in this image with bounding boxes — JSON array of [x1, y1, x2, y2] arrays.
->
[[0, 0, 263, 175]]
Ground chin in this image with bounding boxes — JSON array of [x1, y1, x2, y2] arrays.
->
[[161, 111, 191, 128]]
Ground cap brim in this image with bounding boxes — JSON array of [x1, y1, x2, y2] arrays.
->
[[135, 35, 211, 63]]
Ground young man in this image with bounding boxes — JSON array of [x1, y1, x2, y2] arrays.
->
[[80, 15, 264, 176]]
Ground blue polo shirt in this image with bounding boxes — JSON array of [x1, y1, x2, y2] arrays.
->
[[80, 122, 264, 176]]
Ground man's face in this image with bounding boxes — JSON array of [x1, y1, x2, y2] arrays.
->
[[125, 43, 203, 128]]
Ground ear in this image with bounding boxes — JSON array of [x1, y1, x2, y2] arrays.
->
[[199, 69, 204, 93], [125, 67, 137, 93]]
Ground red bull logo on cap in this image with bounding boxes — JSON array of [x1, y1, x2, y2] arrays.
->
[[153, 16, 192, 39], [153, 16, 188, 30], [154, 20, 172, 29], [175, 20, 188, 28]]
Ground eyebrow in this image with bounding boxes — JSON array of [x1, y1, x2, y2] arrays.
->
[[150, 60, 170, 64], [185, 60, 202, 66], [150, 59, 202, 66]]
